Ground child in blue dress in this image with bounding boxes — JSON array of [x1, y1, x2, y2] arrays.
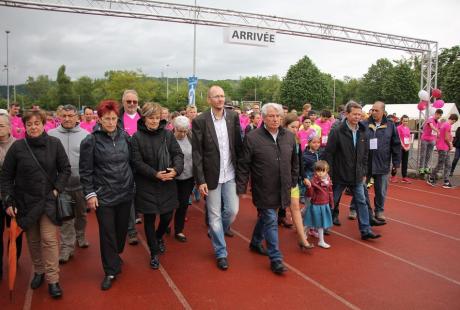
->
[[304, 160, 333, 248]]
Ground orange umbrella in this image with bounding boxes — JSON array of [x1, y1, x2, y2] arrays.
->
[[8, 218, 22, 301]]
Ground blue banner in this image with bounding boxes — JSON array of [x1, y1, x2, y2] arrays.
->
[[188, 76, 198, 106]]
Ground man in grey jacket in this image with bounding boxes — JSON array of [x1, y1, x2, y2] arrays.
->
[[48, 104, 89, 263]]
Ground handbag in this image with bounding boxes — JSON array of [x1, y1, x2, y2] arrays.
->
[[23, 139, 75, 221], [157, 131, 171, 171]]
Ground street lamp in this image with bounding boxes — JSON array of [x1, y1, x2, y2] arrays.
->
[[165, 64, 170, 102], [332, 77, 336, 113], [5, 30, 10, 109]]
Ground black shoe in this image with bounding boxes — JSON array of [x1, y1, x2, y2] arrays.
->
[[332, 216, 341, 226], [216, 257, 228, 270], [30, 273, 45, 289], [150, 255, 160, 270], [48, 283, 63, 299], [165, 227, 171, 235], [361, 232, 382, 240], [324, 229, 330, 235], [249, 243, 268, 256], [101, 275, 115, 291], [225, 229, 235, 237], [370, 217, 387, 226], [158, 239, 166, 254], [174, 233, 187, 242], [270, 260, 287, 274]]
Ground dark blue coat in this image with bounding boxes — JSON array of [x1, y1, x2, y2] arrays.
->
[[363, 116, 401, 175]]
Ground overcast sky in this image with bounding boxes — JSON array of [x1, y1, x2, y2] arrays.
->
[[0, 0, 459, 85]]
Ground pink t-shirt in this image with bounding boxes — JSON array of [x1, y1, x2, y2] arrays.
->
[[80, 120, 96, 133], [397, 124, 411, 148], [44, 120, 56, 132], [239, 114, 250, 132], [297, 128, 317, 152], [421, 117, 439, 142], [436, 122, 452, 151], [315, 119, 332, 146], [123, 113, 140, 136], [10, 115, 25, 140]]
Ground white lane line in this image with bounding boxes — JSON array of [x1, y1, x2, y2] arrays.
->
[[339, 203, 460, 241], [367, 192, 460, 216], [391, 183, 460, 200], [386, 217, 460, 242], [331, 230, 460, 286], [192, 205, 361, 310], [137, 233, 192, 310], [22, 268, 34, 310]]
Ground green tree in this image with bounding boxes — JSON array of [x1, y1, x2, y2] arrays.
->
[[341, 76, 362, 105], [382, 62, 418, 104], [360, 58, 393, 104], [443, 60, 460, 107], [280, 56, 330, 110], [26, 75, 56, 109], [437, 46, 460, 90], [74, 76, 95, 109], [56, 65, 75, 107]]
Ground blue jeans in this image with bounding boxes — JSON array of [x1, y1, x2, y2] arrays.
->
[[207, 179, 239, 259], [251, 208, 282, 262], [350, 174, 388, 215], [333, 182, 372, 235]]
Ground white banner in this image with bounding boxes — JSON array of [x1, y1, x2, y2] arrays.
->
[[224, 27, 276, 47]]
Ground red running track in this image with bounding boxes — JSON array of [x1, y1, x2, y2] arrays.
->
[[1, 179, 459, 309]]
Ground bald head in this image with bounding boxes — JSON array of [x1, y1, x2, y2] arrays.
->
[[371, 101, 385, 122]]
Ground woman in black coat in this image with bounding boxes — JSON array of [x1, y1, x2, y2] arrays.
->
[[79, 100, 134, 291], [131, 102, 184, 270], [1, 109, 71, 298]]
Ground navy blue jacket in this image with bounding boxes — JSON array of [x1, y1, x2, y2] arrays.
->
[[302, 148, 324, 180], [363, 115, 401, 175]]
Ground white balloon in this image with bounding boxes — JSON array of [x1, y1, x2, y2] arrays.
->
[[418, 90, 430, 101]]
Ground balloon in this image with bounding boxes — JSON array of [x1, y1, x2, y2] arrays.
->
[[417, 101, 427, 111], [432, 88, 442, 98], [433, 99, 445, 108], [418, 90, 430, 101]]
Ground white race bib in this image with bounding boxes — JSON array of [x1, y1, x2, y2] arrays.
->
[[370, 138, 378, 150], [403, 137, 410, 145], [321, 136, 328, 144], [431, 130, 437, 136]]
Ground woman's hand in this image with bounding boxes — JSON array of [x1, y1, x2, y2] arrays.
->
[[6, 206, 17, 217], [87, 197, 99, 210], [156, 168, 177, 181], [303, 178, 311, 188], [53, 189, 59, 197]]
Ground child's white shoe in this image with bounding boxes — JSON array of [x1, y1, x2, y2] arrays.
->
[[318, 241, 331, 249]]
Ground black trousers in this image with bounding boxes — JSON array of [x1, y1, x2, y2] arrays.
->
[[95, 201, 131, 276], [0, 205, 23, 277], [391, 148, 409, 178], [175, 178, 195, 235], [144, 212, 173, 256]]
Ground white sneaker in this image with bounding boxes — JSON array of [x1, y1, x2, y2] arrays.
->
[[318, 241, 331, 249]]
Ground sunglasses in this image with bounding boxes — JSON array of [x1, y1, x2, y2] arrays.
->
[[126, 100, 138, 104]]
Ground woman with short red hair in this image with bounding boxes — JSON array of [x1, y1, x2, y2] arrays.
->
[[79, 100, 134, 291]]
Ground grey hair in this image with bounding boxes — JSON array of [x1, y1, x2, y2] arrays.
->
[[122, 89, 138, 102], [173, 116, 190, 130], [261, 103, 283, 117], [0, 113, 10, 126], [62, 104, 78, 113], [345, 100, 362, 113]]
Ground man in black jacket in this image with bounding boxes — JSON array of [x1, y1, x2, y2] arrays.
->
[[350, 101, 400, 222], [325, 101, 381, 240], [237, 103, 298, 274], [192, 86, 242, 271]]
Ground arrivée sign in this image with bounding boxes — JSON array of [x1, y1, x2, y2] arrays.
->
[[224, 27, 276, 47]]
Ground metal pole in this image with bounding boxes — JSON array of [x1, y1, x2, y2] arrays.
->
[[332, 77, 336, 112], [193, 0, 197, 77], [166, 64, 169, 102], [6, 30, 10, 109], [176, 71, 179, 105]]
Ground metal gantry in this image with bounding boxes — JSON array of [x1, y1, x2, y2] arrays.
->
[[1, 0, 440, 170]]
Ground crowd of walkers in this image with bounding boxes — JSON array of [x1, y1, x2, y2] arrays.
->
[[0, 86, 458, 299]]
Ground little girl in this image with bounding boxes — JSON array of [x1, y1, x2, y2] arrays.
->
[[304, 160, 334, 248]]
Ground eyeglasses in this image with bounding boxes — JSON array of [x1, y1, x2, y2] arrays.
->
[[209, 95, 225, 99], [101, 116, 118, 123], [126, 100, 138, 104]]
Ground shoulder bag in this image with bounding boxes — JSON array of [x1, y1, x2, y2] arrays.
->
[[23, 139, 75, 221]]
